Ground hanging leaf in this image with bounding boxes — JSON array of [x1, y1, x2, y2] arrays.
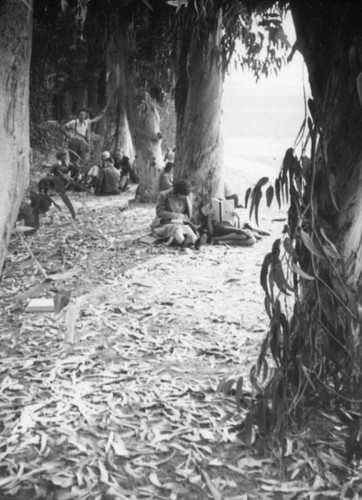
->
[[260, 252, 273, 296], [329, 173, 339, 211], [300, 229, 325, 259], [249, 186, 262, 226], [255, 177, 269, 189], [275, 178, 281, 209], [283, 237, 297, 259], [266, 185, 274, 208], [308, 98, 317, 121], [291, 262, 315, 280], [320, 227, 340, 259], [271, 258, 292, 295], [307, 117, 314, 137], [244, 187, 251, 208]]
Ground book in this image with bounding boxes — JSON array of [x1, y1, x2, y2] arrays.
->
[[26, 298, 55, 313], [211, 198, 236, 224]]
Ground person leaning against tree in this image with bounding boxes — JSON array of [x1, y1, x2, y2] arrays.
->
[[63, 107, 106, 164]]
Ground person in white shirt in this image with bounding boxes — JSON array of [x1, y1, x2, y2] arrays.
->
[[64, 108, 105, 164]]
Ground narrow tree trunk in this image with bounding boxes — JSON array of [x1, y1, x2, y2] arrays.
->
[[133, 92, 164, 203], [175, 6, 224, 219], [0, 0, 33, 278]]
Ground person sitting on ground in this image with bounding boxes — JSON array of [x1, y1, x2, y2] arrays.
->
[[200, 203, 256, 246], [96, 154, 121, 196], [152, 179, 201, 249], [119, 155, 132, 192], [113, 149, 123, 171], [160, 162, 174, 191], [87, 151, 114, 193], [49, 151, 83, 191], [51, 151, 71, 178]]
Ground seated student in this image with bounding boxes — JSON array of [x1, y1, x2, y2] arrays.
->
[[200, 203, 256, 246], [87, 150, 109, 191], [119, 155, 132, 192], [152, 179, 201, 249], [160, 162, 174, 191], [51, 151, 71, 179], [96, 157, 121, 195], [49, 151, 83, 191]]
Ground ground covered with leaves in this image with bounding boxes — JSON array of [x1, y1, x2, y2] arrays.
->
[[0, 181, 360, 499]]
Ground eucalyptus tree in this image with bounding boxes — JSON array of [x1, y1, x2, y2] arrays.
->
[[172, 0, 288, 212], [0, 0, 33, 279]]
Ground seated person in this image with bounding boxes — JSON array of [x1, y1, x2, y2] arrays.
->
[[50, 151, 83, 191], [51, 151, 71, 179], [201, 203, 256, 246], [152, 179, 200, 249], [160, 162, 174, 191], [113, 149, 123, 171], [96, 157, 121, 195], [119, 155, 132, 192], [86, 151, 109, 191]]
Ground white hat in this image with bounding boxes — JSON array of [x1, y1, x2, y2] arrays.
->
[[101, 151, 111, 160]]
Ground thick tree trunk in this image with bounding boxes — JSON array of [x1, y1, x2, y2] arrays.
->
[[101, 13, 134, 161], [175, 6, 224, 219], [0, 0, 33, 278], [283, 0, 362, 396], [133, 92, 164, 203]]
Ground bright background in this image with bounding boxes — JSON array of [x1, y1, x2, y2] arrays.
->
[[222, 13, 311, 185]]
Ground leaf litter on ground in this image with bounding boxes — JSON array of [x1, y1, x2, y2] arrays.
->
[[0, 186, 358, 499]]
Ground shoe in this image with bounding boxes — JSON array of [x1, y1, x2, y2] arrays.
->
[[200, 233, 209, 245], [181, 235, 193, 248], [194, 238, 201, 250]]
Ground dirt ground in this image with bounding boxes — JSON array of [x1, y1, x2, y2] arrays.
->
[[0, 164, 357, 499]]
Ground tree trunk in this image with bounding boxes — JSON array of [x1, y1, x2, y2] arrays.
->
[[101, 13, 134, 161], [0, 0, 33, 278], [272, 0, 362, 410], [133, 92, 164, 203], [175, 5, 224, 219]]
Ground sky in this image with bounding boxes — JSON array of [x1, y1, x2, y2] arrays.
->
[[224, 12, 310, 96], [221, 11, 310, 146]]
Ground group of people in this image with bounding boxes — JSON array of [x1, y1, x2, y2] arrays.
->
[[57, 108, 256, 249], [87, 150, 134, 195], [41, 148, 135, 197]]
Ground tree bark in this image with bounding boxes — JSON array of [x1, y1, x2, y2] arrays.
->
[[175, 5, 224, 220], [0, 0, 33, 278], [101, 13, 134, 161], [133, 92, 164, 203], [285, 0, 362, 394]]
